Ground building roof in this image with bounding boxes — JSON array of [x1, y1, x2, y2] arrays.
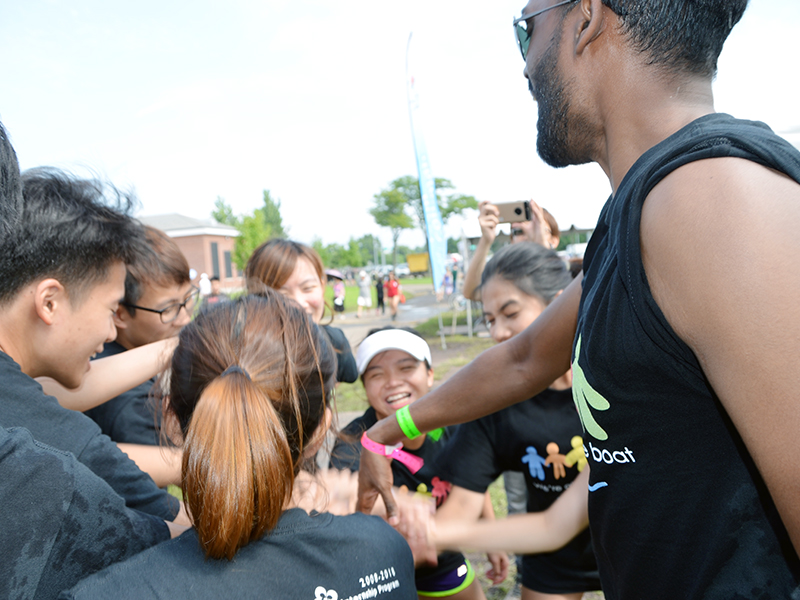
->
[[137, 213, 239, 238]]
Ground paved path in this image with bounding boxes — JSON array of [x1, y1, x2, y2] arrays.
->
[[333, 282, 444, 348]]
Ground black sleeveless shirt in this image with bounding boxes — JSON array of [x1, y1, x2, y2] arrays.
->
[[574, 113, 800, 599]]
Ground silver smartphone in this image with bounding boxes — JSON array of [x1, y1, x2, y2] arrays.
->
[[495, 201, 532, 223]]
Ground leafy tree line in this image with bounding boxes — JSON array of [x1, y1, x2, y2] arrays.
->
[[212, 191, 287, 270], [210, 176, 475, 272], [370, 175, 477, 266]]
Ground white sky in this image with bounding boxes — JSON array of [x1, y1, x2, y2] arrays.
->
[[2, 1, 798, 249]]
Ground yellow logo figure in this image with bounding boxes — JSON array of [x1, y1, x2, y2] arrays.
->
[[572, 336, 610, 441], [564, 436, 588, 472]]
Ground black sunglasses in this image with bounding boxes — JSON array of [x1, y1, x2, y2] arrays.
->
[[121, 287, 200, 324], [513, 0, 578, 60]]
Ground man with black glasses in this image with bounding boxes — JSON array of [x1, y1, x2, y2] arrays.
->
[[80, 225, 196, 486], [357, 1, 800, 597]]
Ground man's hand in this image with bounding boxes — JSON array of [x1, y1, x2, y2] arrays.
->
[[356, 449, 399, 524]]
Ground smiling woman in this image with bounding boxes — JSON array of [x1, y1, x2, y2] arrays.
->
[[245, 238, 359, 384], [330, 326, 489, 600]]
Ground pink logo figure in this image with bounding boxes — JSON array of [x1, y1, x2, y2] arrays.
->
[[431, 476, 452, 507], [545, 442, 568, 479]]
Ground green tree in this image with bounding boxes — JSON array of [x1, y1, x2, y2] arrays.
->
[[212, 196, 238, 227], [261, 190, 288, 239], [385, 176, 478, 246], [311, 237, 331, 267], [370, 187, 415, 268], [355, 234, 381, 266], [233, 209, 271, 270], [211, 195, 286, 270]]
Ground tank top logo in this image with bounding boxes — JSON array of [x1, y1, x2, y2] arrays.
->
[[572, 335, 610, 441]]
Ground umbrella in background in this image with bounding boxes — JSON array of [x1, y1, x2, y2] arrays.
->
[[325, 269, 344, 282]]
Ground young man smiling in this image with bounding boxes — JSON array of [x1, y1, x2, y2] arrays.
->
[[357, 1, 800, 597], [0, 152, 183, 597]]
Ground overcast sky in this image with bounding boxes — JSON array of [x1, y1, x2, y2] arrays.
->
[[2, 1, 798, 249]]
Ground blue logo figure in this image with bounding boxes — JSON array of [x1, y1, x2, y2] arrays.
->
[[522, 446, 547, 481]]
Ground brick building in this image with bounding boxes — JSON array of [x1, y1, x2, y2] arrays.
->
[[138, 214, 243, 291]]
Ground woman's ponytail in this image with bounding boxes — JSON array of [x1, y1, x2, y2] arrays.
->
[[182, 370, 294, 560]]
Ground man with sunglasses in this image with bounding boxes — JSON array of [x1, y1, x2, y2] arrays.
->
[[359, 1, 800, 597], [84, 226, 195, 484]]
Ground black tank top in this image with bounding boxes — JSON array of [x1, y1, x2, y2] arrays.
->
[[574, 113, 800, 599]]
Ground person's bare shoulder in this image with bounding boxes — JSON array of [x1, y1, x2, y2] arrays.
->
[[640, 156, 800, 345], [641, 156, 800, 552]]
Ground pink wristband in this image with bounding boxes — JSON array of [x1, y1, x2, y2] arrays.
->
[[360, 432, 424, 474]]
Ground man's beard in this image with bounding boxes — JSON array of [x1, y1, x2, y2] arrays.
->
[[532, 28, 596, 168]]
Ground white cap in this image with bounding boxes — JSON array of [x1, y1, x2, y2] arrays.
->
[[356, 329, 432, 375]]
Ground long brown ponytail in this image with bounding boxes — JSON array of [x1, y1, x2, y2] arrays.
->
[[166, 291, 336, 560]]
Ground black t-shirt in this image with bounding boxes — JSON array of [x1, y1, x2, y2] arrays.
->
[[322, 325, 358, 384], [575, 114, 800, 598], [0, 351, 179, 521], [435, 389, 600, 593], [331, 407, 466, 581], [84, 341, 161, 445], [0, 426, 168, 600], [60, 509, 416, 600]]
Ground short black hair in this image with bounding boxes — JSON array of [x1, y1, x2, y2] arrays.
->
[[210, 275, 220, 282], [0, 168, 145, 305], [0, 122, 22, 240], [122, 225, 190, 314], [602, 0, 748, 77]]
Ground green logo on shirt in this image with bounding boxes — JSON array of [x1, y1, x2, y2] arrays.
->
[[572, 335, 610, 441]]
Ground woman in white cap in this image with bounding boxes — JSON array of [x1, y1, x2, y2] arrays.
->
[[330, 327, 503, 599]]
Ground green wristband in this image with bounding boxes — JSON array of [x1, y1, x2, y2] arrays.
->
[[427, 427, 444, 442], [396, 405, 421, 440]]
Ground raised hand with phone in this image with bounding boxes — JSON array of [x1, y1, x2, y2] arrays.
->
[[462, 200, 560, 300]]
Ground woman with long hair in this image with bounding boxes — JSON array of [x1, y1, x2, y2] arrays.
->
[[62, 292, 416, 599], [434, 243, 600, 600], [245, 238, 358, 383]]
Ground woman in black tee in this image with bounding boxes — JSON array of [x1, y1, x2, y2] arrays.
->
[[245, 238, 358, 383], [435, 243, 601, 599], [62, 293, 415, 599]]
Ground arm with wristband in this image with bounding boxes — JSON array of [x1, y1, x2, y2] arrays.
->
[[356, 273, 583, 520]]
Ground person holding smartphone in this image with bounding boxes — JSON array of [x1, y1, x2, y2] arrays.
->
[[462, 200, 560, 302]]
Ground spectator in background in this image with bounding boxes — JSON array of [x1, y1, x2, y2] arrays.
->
[[357, 270, 372, 318], [202, 275, 229, 308], [385, 271, 401, 322], [332, 276, 346, 320], [375, 274, 386, 316], [198, 272, 211, 297]]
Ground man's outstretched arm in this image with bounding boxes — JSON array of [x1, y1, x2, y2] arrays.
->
[[357, 273, 583, 519]]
